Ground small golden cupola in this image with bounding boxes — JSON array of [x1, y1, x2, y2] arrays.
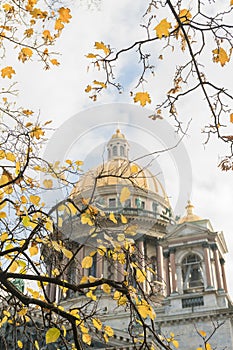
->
[[178, 200, 202, 224], [107, 129, 129, 160]]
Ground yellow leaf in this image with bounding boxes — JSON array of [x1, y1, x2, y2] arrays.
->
[[0, 232, 8, 242], [93, 80, 106, 88], [130, 164, 138, 173], [29, 195, 40, 206], [0, 201, 6, 210], [82, 333, 91, 345], [136, 268, 146, 283], [230, 113, 233, 123], [18, 48, 33, 62], [117, 233, 125, 242], [43, 179, 53, 189], [45, 327, 60, 344], [58, 7, 72, 23], [66, 202, 78, 215], [92, 318, 102, 330], [1, 66, 16, 79], [104, 326, 114, 337], [231, 0, 233, 5], [29, 244, 38, 256], [62, 325, 67, 337], [85, 85, 92, 93], [154, 19, 171, 38], [196, 348, 203, 350], [23, 109, 33, 115], [212, 47, 229, 66], [18, 308, 28, 317], [55, 19, 64, 31], [86, 290, 96, 301], [9, 260, 18, 273], [94, 41, 110, 56], [101, 283, 111, 294], [61, 247, 73, 259], [17, 340, 23, 348], [137, 300, 156, 320], [24, 28, 34, 37], [50, 59, 60, 66], [103, 334, 109, 343], [3, 310, 10, 317], [97, 245, 107, 256], [34, 340, 39, 350], [120, 214, 127, 224], [206, 343, 212, 350], [86, 53, 97, 58], [81, 212, 94, 226], [109, 212, 117, 223], [172, 339, 179, 348], [134, 92, 151, 107], [0, 212, 7, 219], [81, 256, 93, 269], [21, 195, 27, 204], [179, 9, 192, 23], [198, 330, 206, 337], [45, 219, 53, 232], [0, 150, 5, 159], [3, 3, 14, 12], [120, 187, 131, 203], [6, 152, 16, 162], [125, 225, 137, 236], [30, 126, 44, 139], [43, 30, 52, 40], [58, 217, 63, 227]]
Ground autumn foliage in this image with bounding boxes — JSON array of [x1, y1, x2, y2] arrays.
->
[[0, 1, 232, 350]]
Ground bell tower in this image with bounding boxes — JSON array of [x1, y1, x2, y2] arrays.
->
[[154, 201, 232, 349]]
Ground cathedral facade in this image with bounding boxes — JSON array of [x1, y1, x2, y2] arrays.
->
[[49, 129, 233, 349]]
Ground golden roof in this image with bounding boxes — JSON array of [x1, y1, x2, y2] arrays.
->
[[111, 129, 125, 139], [71, 158, 169, 203], [178, 200, 202, 224]]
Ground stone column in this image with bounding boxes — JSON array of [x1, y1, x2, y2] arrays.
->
[[117, 261, 125, 282], [202, 242, 213, 288], [96, 256, 103, 278], [176, 263, 182, 294], [212, 244, 224, 290], [77, 246, 84, 279], [169, 248, 177, 293], [220, 258, 228, 293], [138, 239, 146, 291], [156, 244, 164, 283], [163, 251, 171, 296]]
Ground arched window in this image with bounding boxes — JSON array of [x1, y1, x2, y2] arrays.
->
[[120, 145, 125, 157], [89, 254, 97, 277], [152, 202, 158, 213], [182, 254, 204, 292], [113, 145, 117, 156]]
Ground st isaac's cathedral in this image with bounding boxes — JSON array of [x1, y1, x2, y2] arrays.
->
[[47, 129, 233, 349]]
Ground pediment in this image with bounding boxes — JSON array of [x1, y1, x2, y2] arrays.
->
[[166, 220, 214, 240]]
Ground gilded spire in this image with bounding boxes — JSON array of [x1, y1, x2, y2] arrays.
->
[[178, 200, 202, 224]]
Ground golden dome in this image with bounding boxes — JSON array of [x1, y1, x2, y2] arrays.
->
[[111, 129, 125, 139], [178, 200, 202, 224], [71, 158, 169, 204]]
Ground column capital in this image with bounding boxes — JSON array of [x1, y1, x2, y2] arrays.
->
[[210, 243, 218, 251], [169, 247, 176, 254], [202, 242, 209, 248], [163, 251, 170, 259], [220, 257, 225, 265]]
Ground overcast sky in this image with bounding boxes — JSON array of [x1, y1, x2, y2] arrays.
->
[[12, 0, 233, 295]]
